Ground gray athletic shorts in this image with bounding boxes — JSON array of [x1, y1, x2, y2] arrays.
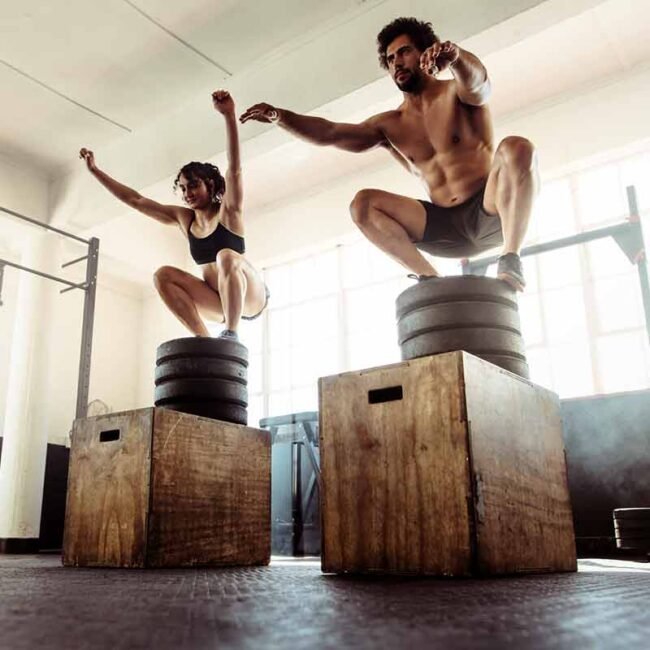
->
[[241, 284, 270, 321], [414, 184, 503, 258], [220, 284, 270, 324]]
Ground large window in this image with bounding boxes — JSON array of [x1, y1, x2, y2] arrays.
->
[[515, 152, 650, 397], [237, 150, 650, 424]]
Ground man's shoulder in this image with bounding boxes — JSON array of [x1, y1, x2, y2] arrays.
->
[[368, 107, 402, 128], [426, 78, 462, 100]]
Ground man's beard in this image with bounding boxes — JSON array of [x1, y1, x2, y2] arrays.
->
[[395, 69, 423, 94]]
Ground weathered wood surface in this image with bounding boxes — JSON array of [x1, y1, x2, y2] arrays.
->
[[63, 409, 153, 567], [147, 408, 271, 567], [63, 407, 271, 568], [319, 354, 473, 575], [319, 351, 577, 576], [462, 353, 577, 574]]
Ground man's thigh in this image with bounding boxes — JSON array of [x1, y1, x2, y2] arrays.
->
[[365, 189, 428, 241]]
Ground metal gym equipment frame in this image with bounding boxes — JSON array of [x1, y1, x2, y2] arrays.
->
[[0, 206, 99, 419], [462, 185, 650, 345], [260, 412, 321, 556]]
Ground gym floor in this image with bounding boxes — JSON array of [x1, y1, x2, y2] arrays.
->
[[2, 555, 649, 649]]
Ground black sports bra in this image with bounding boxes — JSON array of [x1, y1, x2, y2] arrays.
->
[[187, 218, 245, 265]]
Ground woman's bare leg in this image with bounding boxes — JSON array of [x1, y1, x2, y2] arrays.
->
[[153, 265, 224, 336], [211, 250, 267, 334]]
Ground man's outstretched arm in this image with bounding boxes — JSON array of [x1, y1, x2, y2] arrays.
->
[[240, 103, 387, 153], [420, 41, 491, 106]]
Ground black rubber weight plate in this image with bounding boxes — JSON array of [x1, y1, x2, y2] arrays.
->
[[616, 521, 650, 530], [615, 533, 650, 541], [396, 275, 517, 320], [615, 538, 650, 550], [397, 301, 522, 345], [613, 508, 650, 521], [400, 327, 527, 360], [155, 378, 248, 407], [159, 402, 247, 425], [400, 349, 529, 379], [156, 337, 248, 365], [155, 357, 247, 386]]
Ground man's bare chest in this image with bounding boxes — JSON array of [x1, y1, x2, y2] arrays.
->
[[385, 101, 481, 166]]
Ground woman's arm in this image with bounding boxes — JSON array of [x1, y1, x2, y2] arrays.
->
[[79, 148, 184, 225], [212, 91, 243, 215]]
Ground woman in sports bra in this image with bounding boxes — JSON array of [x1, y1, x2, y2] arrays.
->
[[80, 89, 268, 341]]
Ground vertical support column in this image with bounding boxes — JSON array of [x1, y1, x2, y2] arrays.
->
[[0, 262, 5, 306], [291, 441, 303, 556], [0, 234, 53, 552], [625, 186, 650, 345], [75, 237, 99, 419], [637, 259, 650, 345]]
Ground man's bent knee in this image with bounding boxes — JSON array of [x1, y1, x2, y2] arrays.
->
[[350, 188, 379, 226], [497, 136, 536, 172]]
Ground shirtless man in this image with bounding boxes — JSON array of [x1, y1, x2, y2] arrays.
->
[[240, 17, 539, 290]]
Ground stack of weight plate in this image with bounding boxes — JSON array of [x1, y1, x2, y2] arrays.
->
[[154, 337, 248, 425], [613, 508, 650, 551], [396, 275, 530, 379]]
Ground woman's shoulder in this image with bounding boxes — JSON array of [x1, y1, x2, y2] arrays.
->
[[175, 206, 194, 226], [171, 206, 194, 237], [218, 207, 245, 238]]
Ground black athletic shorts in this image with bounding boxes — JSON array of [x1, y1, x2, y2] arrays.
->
[[414, 184, 503, 258]]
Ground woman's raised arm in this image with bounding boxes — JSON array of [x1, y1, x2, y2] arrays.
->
[[79, 148, 185, 226], [211, 91, 243, 215]]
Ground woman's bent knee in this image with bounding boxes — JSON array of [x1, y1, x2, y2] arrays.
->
[[153, 265, 181, 290], [215, 248, 243, 275]]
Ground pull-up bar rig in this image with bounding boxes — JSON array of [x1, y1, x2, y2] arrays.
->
[[462, 185, 650, 345], [0, 206, 99, 419]]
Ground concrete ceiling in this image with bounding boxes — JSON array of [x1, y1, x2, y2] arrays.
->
[[0, 0, 628, 232], [1, 0, 388, 172]]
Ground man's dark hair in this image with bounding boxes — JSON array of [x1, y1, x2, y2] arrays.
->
[[174, 162, 226, 202], [377, 17, 438, 69]]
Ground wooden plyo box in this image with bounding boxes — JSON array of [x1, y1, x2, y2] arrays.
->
[[318, 351, 577, 576], [63, 407, 270, 568]]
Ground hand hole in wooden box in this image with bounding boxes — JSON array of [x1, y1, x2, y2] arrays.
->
[[368, 386, 403, 404], [99, 429, 120, 443]]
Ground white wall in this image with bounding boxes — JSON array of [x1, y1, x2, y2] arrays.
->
[[501, 65, 650, 174], [0, 155, 50, 437], [0, 266, 19, 434], [87, 278, 144, 418], [0, 152, 49, 221], [42, 267, 145, 446]]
